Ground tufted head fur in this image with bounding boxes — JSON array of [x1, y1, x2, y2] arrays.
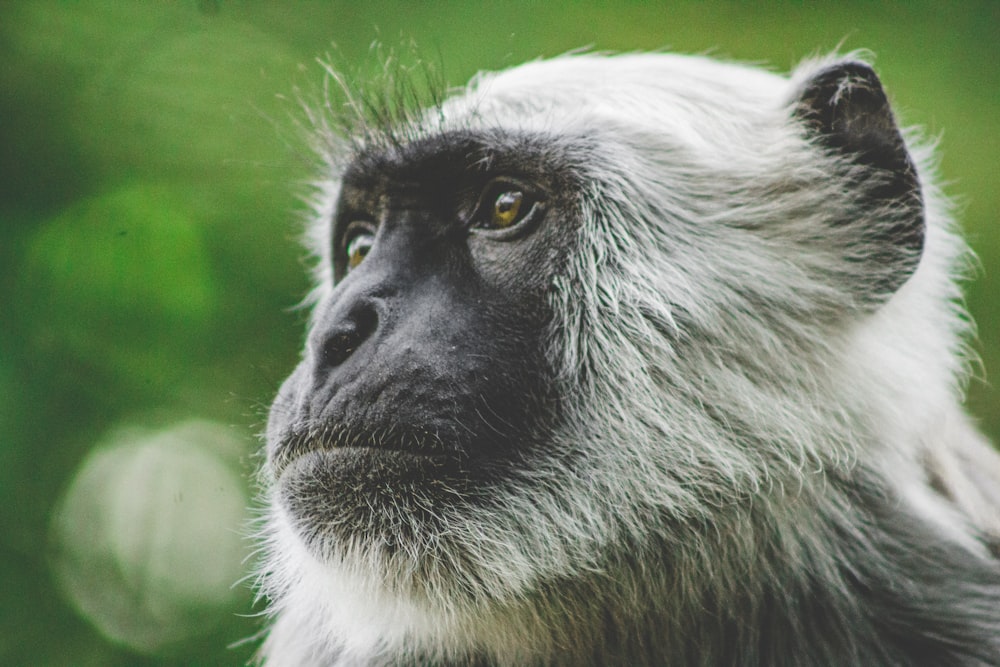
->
[[256, 51, 1000, 666]]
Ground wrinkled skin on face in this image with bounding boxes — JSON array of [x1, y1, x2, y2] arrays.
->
[[266, 131, 582, 553]]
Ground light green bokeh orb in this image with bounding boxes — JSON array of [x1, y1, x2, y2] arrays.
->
[[50, 420, 250, 655]]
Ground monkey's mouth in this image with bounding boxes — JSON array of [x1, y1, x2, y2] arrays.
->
[[270, 422, 464, 479], [269, 417, 540, 547]]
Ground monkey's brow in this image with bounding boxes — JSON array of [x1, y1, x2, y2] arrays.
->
[[341, 129, 571, 188]]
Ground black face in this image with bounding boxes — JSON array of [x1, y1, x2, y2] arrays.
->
[[267, 130, 581, 550]]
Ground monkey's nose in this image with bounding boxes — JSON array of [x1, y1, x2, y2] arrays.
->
[[316, 300, 379, 370]]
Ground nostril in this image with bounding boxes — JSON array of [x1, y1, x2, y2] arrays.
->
[[320, 332, 357, 369], [319, 302, 379, 369]]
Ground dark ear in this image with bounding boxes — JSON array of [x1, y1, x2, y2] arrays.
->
[[793, 61, 925, 302]]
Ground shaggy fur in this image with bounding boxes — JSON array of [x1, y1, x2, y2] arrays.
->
[[256, 52, 1000, 666]]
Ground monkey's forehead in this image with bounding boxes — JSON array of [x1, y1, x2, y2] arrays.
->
[[334, 53, 822, 180], [442, 53, 789, 132]]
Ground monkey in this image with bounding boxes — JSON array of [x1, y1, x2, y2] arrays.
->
[[256, 51, 1000, 666]]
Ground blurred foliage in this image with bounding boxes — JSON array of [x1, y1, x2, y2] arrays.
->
[[0, 1, 997, 664]]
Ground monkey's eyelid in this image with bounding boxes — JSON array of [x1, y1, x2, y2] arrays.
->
[[346, 232, 374, 256], [340, 220, 378, 250]]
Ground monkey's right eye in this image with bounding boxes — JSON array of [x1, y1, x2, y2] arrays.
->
[[342, 222, 376, 271]]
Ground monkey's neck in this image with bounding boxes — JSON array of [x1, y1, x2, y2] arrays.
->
[[450, 475, 1000, 667]]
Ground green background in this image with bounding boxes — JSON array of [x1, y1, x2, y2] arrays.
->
[[1, 2, 997, 665]]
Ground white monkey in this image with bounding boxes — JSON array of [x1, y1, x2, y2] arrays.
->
[[257, 52, 1000, 666]]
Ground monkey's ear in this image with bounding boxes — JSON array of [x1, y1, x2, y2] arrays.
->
[[792, 61, 925, 302]]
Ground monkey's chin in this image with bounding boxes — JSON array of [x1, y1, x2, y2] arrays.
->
[[275, 447, 473, 550]]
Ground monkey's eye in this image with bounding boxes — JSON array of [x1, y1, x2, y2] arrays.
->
[[342, 222, 376, 271], [491, 191, 524, 229], [470, 179, 542, 237]]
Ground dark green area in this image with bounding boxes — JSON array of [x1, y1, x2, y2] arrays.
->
[[1, 2, 997, 664]]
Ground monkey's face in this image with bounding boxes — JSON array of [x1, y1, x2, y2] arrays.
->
[[263, 54, 929, 608], [266, 131, 581, 557]]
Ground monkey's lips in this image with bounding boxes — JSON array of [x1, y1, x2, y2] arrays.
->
[[269, 424, 463, 480]]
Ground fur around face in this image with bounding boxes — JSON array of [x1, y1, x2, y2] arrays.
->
[[257, 52, 1000, 666]]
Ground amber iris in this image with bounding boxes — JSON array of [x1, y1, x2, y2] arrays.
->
[[491, 191, 524, 229]]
